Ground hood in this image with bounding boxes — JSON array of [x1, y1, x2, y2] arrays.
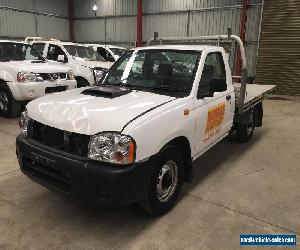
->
[[75, 58, 113, 69], [26, 87, 175, 135], [7, 60, 70, 73]]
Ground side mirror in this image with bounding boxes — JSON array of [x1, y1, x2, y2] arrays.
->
[[57, 54, 67, 63]]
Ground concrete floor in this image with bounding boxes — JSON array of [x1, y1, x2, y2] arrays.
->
[[0, 98, 299, 249]]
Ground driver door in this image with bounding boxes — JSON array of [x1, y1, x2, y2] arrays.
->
[[194, 51, 235, 157]]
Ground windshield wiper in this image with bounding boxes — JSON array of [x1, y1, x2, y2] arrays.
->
[[146, 86, 188, 92]]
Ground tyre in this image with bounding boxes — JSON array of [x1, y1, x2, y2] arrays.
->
[[236, 109, 255, 143], [139, 146, 184, 216], [0, 83, 21, 118], [76, 78, 90, 88]]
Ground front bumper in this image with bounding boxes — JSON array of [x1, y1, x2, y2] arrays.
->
[[16, 135, 154, 206], [9, 80, 77, 101]]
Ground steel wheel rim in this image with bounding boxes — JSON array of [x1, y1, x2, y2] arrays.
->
[[156, 160, 178, 203], [0, 90, 8, 112], [247, 112, 254, 135]]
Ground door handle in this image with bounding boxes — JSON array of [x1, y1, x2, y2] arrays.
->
[[226, 95, 232, 101]]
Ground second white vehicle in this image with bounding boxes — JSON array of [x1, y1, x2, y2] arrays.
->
[[0, 40, 76, 117], [87, 44, 127, 62], [27, 38, 114, 87]]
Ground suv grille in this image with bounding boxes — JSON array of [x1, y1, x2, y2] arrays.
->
[[40, 73, 67, 81], [28, 120, 89, 157]]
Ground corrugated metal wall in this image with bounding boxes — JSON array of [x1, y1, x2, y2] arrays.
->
[[73, 0, 263, 76], [0, 0, 69, 40], [0, 0, 263, 76], [255, 0, 300, 96]]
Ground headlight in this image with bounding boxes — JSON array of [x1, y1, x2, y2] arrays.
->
[[67, 70, 75, 80], [88, 132, 136, 164], [19, 110, 29, 136], [17, 71, 43, 82]]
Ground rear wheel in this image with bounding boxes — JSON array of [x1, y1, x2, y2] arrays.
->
[[139, 146, 184, 216], [236, 109, 254, 143], [0, 83, 21, 117]]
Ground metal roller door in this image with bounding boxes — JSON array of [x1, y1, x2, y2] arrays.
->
[[255, 0, 300, 96]]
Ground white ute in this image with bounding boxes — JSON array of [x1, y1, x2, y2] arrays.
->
[[26, 37, 114, 87], [0, 40, 76, 117], [16, 35, 275, 216]]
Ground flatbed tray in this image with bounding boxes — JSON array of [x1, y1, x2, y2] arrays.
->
[[234, 83, 276, 111]]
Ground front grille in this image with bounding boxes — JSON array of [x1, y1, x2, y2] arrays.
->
[[40, 73, 67, 81], [28, 120, 89, 157], [22, 156, 71, 194]]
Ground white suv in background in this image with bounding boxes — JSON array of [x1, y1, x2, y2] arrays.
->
[[87, 44, 127, 62], [27, 38, 113, 87], [0, 40, 76, 117]]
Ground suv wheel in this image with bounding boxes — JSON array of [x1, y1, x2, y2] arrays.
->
[[139, 146, 184, 216], [76, 78, 90, 88], [0, 83, 21, 117]]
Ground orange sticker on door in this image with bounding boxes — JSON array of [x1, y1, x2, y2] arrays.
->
[[203, 103, 225, 142]]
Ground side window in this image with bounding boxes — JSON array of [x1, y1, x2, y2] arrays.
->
[[198, 52, 227, 98], [97, 47, 108, 60], [106, 50, 115, 62], [46, 44, 66, 61], [32, 43, 45, 55]]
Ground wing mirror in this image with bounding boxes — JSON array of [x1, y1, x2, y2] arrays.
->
[[57, 54, 68, 63]]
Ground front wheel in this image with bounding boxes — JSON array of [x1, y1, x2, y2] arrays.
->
[[236, 109, 255, 143], [0, 84, 21, 117], [139, 146, 184, 216]]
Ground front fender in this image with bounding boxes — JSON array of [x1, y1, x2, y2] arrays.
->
[[0, 71, 21, 100], [122, 98, 195, 162]]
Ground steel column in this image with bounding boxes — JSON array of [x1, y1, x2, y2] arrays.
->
[[68, 0, 75, 42], [235, 0, 250, 76], [137, 0, 143, 47]]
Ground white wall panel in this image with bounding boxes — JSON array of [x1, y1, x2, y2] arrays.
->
[[189, 8, 241, 36], [143, 14, 187, 41], [75, 19, 106, 42], [106, 17, 136, 42], [0, 0, 68, 16], [36, 15, 69, 41], [0, 0, 69, 40], [0, 8, 36, 37]]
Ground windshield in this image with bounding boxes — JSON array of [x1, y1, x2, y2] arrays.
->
[[110, 47, 127, 57], [101, 49, 200, 97], [64, 45, 105, 61], [0, 42, 45, 62]]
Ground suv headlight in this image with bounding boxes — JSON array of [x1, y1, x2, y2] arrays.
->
[[88, 132, 136, 164], [67, 70, 75, 80], [19, 110, 29, 136], [17, 71, 43, 82]]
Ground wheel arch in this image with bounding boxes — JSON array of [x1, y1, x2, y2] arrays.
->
[[75, 76, 90, 87], [163, 136, 193, 183]]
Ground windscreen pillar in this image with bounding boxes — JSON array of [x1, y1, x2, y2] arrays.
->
[[137, 0, 143, 47]]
